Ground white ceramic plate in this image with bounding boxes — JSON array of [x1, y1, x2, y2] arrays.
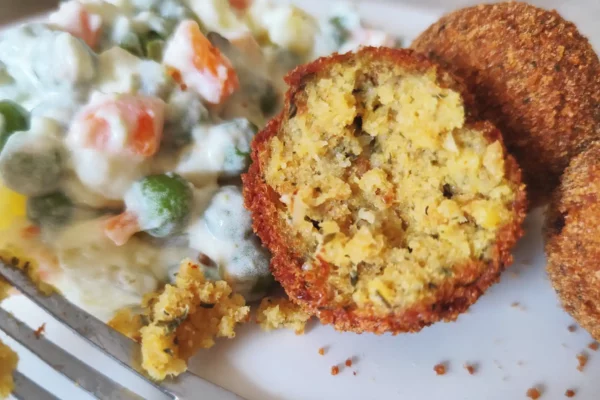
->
[[3, 1, 600, 399]]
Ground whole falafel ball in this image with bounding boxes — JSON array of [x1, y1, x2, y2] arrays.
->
[[545, 141, 600, 341], [412, 2, 600, 206], [243, 47, 526, 334]]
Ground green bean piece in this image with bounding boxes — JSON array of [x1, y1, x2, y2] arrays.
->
[[145, 39, 165, 62], [27, 192, 73, 227], [119, 32, 143, 57], [0, 101, 29, 153]]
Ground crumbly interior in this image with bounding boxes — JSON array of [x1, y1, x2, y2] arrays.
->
[[139, 260, 249, 381], [256, 297, 311, 334], [0, 339, 17, 399], [265, 59, 517, 314]]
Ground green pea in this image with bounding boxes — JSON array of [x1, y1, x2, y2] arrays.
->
[[27, 192, 73, 227], [132, 173, 193, 238], [0, 101, 29, 153]]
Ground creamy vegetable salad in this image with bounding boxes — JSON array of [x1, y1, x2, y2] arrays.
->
[[0, 0, 397, 321]]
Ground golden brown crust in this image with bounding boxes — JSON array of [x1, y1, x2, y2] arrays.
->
[[545, 141, 600, 341], [243, 47, 527, 334], [411, 2, 600, 206]]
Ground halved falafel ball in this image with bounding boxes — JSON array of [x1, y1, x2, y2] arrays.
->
[[243, 47, 526, 334], [411, 2, 600, 206], [545, 141, 600, 341]]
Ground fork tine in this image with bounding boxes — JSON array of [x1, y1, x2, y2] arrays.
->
[[0, 261, 245, 400], [12, 370, 59, 400], [0, 308, 142, 400]]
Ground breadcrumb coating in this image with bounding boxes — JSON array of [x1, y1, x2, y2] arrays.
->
[[0, 339, 17, 399], [412, 2, 600, 206], [256, 297, 311, 334], [139, 259, 249, 380], [243, 47, 526, 334], [545, 142, 600, 341]]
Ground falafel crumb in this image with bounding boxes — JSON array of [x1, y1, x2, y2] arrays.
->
[[0, 339, 17, 399], [318, 347, 325, 356], [464, 363, 476, 375], [140, 260, 249, 381], [345, 358, 353, 367], [568, 325, 577, 332], [34, 323, 46, 339], [576, 353, 588, 372], [331, 366, 340, 376], [565, 389, 576, 397], [108, 308, 145, 343], [434, 363, 447, 375], [588, 342, 598, 351], [526, 387, 541, 399], [256, 297, 311, 334], [353, 371, 357, 376]]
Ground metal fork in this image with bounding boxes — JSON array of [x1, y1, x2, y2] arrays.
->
[[0, 261, 244, 400]]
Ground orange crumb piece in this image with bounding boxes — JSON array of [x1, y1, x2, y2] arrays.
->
[[331, 366, 339, 376], [345, 358, 353, 367], [565, 389, 576, 397], [526, 387, 541, 399], [568, 325, 577, 332], [34, 323, 46, 339], [434, 363, 447, 375], [588, 342, 599, 351], [318, 347, 325, 356], [464, 363, 476, 375], [576, 353, 588, 372]]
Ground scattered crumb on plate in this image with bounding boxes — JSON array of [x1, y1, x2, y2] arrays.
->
[[345, 358, 353, 367], [34, 323, 46, 339], [588, 342, 598, 351], [565, 389, 576, 397], [576, 353, 588, 372], [568, 325, 577, 332], [139, 259, 249, 380], [464, 363, 477, 375], [318, 347, 325, 356], [526, 387, 541, 399], [0, 339, 17, 399], [256, 297, 311, 334], [353, 371, 357, 376], [434, 363, 447, 375], [331, 366, 339, 376]]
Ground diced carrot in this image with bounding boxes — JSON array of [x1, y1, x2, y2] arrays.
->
[[21, 225, 41, 239], [166, 67, 188, 91], [71, 94, 165, 158], [49, 1, 102, 49], [104, 212, 140, 246], [229, 0, 252, 11], [164, 20, 239, 104]]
